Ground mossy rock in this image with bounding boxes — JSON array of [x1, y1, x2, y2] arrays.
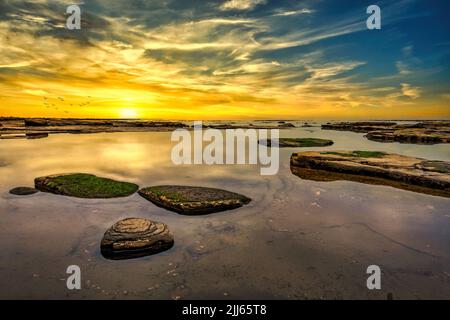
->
[[34, 173, 139, 198], [9, 187, 39, 195], [260, 138, 334, 148], [321, 151, 387, 158], [290, 151, 450, 198], [101, 218, 174, 260], [138, 185, 251, 215]]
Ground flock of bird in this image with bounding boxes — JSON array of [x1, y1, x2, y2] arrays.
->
[[42, 95, 93, 114]]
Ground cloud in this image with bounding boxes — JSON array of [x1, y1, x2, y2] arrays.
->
[[396, 61, 412, 75], [0, 0, 447, 119], [401, 83, 421, 99], [220, 0, 266, 11], [273, 9, 314, 16]]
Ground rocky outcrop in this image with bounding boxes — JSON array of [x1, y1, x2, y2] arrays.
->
[[100, 218, 174, 260], [35, 173, 139, 198], [138, 185, 251, 215], [290, 151, 450, 198], [0, 118, 294, 138], [321, 122, 397, 132], [365, 127, 450, 144], [322, 121, 450, 145], [259, 138, 334, 148], [278, 122, 296, 128]]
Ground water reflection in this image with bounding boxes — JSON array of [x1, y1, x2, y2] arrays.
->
[[0, 124, 449, 299]]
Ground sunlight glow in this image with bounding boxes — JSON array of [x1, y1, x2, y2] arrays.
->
[[119, 108, 138, 119]]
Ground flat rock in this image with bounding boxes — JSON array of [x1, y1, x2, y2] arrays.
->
[[138, 185, 251, 215], [321, 121, 397, 132], [9, 187, 39, 195], [290, 151, 450, 198], [101, 218, 174, 260], [260, 138, 333, 148], [34, 173, 138, 198], [278, 122, 296, 128], [322, 121, 450, 145]]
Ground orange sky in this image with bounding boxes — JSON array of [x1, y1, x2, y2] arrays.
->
[[0, 1, 449, 120]]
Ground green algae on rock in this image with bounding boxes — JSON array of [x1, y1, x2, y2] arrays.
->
[[259, 138, 334, 148], [138, 185, 251, 215], [101, 218, 174, 260], [34, 173, 138, 198], [290, 151, 450, 198]]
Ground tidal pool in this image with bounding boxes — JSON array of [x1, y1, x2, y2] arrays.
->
[[0, 122, 449, 299]]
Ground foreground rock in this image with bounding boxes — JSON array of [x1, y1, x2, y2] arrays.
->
[[138, 185, 251, 215], [34, 173, 138, 198], [101, 218, 174, 260], [260, 138, 333, 148], [322, 121, 450, 144], [9, 187, 39, 195], [290, 151, 450, 198]]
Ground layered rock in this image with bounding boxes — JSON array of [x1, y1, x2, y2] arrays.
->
[[0, 118, 294, 139], [101, 218, 174, 260], [290, 151, 450, 198], [321, 122, 397, 132], [322, 121, 450, 145], [259, 138, 333, 148], [138, 185, 251, 215], [278, 122, 296, 128]]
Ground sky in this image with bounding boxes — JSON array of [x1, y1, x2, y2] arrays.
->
[[0, 0, 449, 120]]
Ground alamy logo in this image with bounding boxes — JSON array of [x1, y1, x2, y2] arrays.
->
[[171, 121, 279, 175], [366, 5, 381, 30], [366, 265, 381, 290], [66, 4, 81, 30], [66, 265, 81, 290]]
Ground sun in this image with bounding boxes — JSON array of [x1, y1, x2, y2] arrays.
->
[[119, 108, 138, 119]]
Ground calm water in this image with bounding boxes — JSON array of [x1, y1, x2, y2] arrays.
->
[[0, 122, 449, 299]]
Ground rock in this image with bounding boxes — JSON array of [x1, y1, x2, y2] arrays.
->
[[0, 134, 27, 139], [26, 132, 48, 139], [138, 185, 251, 215], [322, 121, 450, 145], [278, 122, 295, 128], [365, 127, 450, 144], [260, 138, 333, 148], [24, 119, 49, 126], [9, 187, 39, 195], [34, 173, 139, 198], [321, 121, 397, 132], [290, 151, 450, 198], [100, 218, 174, 260], [4, 118, 300, 138]]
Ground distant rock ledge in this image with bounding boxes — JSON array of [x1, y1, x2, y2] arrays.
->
[[0, 118, 295, 139], [290, 151, 450, 198], [322, 121, 450, 145], [259, 138, 334, 148]]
